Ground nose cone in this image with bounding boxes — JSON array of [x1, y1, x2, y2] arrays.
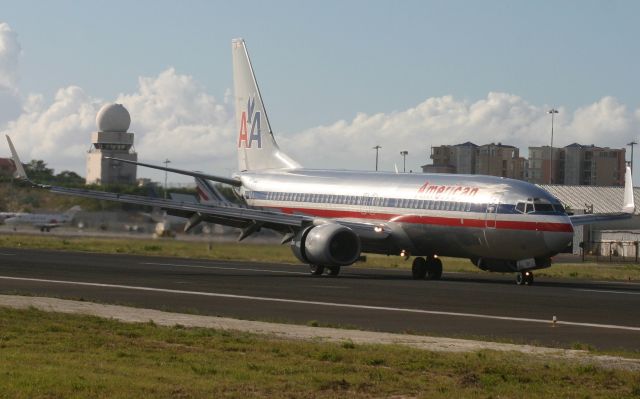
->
[[544, 219, 574, 255]]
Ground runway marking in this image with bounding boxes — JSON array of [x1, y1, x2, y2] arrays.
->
[[2, 275, 639, 332], [573, 289, 640, 296], [0, 253, 16, 256], [594, 281, 640, 287], [140, 262, 308, 275]]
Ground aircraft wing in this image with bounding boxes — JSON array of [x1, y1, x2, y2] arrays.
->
[[569, 212, 633, 226], [49, 185, 307, 228], [7, 135, 392, 240], [568, 166, 635, 226], [104, 157, 241, 187]]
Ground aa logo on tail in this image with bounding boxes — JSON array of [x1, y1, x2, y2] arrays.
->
[[238, 97, 262, 149]]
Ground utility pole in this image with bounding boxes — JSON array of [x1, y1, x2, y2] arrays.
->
[[547, 108, 559, 184], [163, 158, 171, 199], [400, 150, 408, 173], [627, 141, 637, 177], [373, 145, 382, 171]]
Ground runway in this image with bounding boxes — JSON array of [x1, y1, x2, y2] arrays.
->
[[0, 248, 639, 350]]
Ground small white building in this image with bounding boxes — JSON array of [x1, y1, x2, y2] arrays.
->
[[86, 103, 138, 185]]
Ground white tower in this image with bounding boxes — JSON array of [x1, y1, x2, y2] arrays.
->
[[85, 103, 138, 185]]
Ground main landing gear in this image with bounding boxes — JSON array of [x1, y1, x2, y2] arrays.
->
[[309, 265, 341, 276], [516, 271, 534, 285], [411, 256, 443, 280]]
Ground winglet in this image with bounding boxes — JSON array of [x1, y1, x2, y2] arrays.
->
[[5, 135, 28, 180], [623, 166, 635, 214]]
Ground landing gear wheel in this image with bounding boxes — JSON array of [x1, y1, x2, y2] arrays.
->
[[310, 265, 325, 276], [327, 266, 341, 276], [516, 271, 534, 285], [426, 257, 443, 280], [411, 257, 427, 279]]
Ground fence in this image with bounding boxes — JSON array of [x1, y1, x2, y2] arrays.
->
[[582, 240, 640, 263]]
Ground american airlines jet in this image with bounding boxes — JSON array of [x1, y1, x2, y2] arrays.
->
[[6, 38, 635, 285]]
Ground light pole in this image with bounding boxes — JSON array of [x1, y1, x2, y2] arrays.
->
[[547, 108, 559, 184], [627, 141, 637, 177], [163, 158, 171, 199], [400, 150, 408, 173], [373, 145, 382, 171]]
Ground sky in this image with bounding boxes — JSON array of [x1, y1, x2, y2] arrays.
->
[[1, 0, 639, 182]]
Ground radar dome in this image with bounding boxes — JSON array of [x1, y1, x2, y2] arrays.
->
[[96, 103, 131, 133]]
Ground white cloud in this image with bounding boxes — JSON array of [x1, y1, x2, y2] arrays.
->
[[3, 69, 234, 179], [116, 68, 234, 174], [281, 93, 640, 172], [0, 22, 21, 126]]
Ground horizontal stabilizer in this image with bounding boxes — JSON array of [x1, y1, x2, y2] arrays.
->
[[104, 157, 242, 187]]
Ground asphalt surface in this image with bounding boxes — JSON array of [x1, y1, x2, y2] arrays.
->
[[0, 247, 639, 351]]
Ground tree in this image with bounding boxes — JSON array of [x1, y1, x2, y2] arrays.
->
[[25, 160, 55, 182], [55, 170, 84, 186]]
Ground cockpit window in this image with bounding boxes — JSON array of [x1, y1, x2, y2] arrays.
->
[[533, 198, 555, 213], [553, 203, 566, 213], [515, 198, 566, 215]]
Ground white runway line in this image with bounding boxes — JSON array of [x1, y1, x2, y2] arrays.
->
[[573, 288, 640, 296], [1, 275, 639, 332], [140, 262, 308, 275]]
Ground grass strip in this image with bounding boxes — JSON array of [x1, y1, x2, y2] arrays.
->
[[1, 306, 639, 398]]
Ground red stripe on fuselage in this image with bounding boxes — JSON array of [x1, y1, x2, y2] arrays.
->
[[264, 205, 573, 233]]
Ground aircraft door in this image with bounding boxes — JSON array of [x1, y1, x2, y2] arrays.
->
[[485, 200, 499, 229]]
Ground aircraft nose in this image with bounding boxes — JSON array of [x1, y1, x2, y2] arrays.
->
[[544, 231, 573, 254]]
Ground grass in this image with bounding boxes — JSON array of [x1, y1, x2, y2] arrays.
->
[[1, 306, 639, 398], [1, 233, 640, 281]]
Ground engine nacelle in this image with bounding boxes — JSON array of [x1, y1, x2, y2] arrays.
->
[[291, 224, 361, 266]]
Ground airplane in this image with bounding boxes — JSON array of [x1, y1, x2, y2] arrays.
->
[[5, 38, 635, 285], [4, 205, 81, 232], [0, 211, 18, 223]]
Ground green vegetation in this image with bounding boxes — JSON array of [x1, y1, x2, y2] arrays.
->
[[1, 233, 639, 281], [0, 306, 638, 398]]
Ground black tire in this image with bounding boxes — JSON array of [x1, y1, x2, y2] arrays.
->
[[310, 265, 325, 276], [516, 272, 525, 285], [327, 266, 341, 276], [411, 257, 427, 279], [525, 273, 534, 285], [426, 257, 443, 280]]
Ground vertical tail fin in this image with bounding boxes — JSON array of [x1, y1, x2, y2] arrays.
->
[[232, 38, 300, 171], [623, 166, 635, 214], [195, 177, 230, 205]]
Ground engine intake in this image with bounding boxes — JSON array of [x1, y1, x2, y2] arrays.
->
[[291, 224, 361, 266]]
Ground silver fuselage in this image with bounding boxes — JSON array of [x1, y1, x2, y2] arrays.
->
[[239, 169, 573, 262]]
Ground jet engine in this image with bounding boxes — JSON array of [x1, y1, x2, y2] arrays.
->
[[291, 223, 361, 266]]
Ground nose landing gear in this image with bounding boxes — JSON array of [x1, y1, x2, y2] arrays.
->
[[516, 271, 534, 285]]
